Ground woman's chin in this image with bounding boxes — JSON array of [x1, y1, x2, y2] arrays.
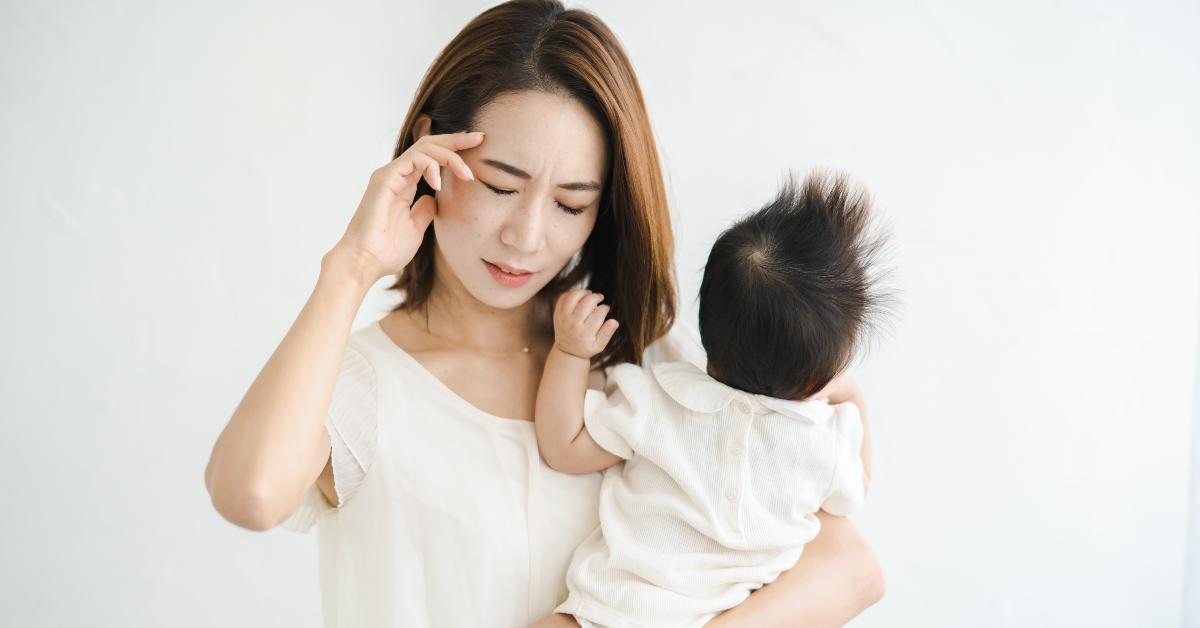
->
[[465, 276, 546, 310]]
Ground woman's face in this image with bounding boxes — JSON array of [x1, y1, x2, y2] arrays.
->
[[423, 90, 608, 311]]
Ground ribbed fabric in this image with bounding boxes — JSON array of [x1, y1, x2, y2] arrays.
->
[[274, 319, 708, 627], [281, 320, 709, 535], [282, 344, 377, 533], [556, 361, 865, 628]]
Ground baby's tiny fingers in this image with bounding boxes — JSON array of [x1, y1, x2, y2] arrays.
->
[[558, 289, 591, 316], [583, 304, 611, 330], [573, 291, 605, 318], [594, 319, 619, 349]]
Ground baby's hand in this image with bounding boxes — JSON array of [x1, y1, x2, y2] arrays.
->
[[553, 289, 619, 359]]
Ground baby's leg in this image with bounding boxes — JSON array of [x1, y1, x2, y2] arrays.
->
[[529, 612, 584, 628]]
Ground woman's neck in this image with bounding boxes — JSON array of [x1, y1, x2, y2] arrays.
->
[[419, 263, 550, 354]]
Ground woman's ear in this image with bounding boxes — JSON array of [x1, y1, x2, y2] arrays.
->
[[412, 114, 433, 142]]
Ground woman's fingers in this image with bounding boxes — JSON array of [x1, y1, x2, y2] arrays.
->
[[379, 131, 485, 195], [420, 142, 476, 182], [389, 150, 431, 178], [409, 194, 437, 231], [408, 132, 484, 182], [388, 152, 439, 196], [382, 151, 436, 197], [424, 160, 441, 191], [425, 130, 485, 151]]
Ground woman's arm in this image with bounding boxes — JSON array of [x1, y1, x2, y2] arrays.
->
[[204, 130, 483, 531], [204, 248, 376, 531], [704, 513, 885, 627]]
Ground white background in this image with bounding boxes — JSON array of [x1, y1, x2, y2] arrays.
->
[[2, 1, 1197, 626]]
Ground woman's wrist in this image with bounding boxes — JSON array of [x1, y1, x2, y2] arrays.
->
[[321, 244, 383, 293]]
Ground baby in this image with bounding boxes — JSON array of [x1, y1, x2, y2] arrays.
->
[[531, 171, 893, 628]]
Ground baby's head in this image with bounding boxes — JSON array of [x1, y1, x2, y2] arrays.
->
[[698, 170, 892, 401]]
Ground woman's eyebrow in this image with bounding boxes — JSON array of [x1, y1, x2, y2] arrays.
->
[[481, 158, 601, 192]]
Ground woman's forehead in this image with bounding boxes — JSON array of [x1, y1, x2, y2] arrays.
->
[[470, 90, 608, 181]]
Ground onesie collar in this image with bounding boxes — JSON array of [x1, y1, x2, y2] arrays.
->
[[649, 361, 836, 423]]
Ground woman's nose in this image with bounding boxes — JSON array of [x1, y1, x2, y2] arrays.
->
[[499, 204, 545, 254]]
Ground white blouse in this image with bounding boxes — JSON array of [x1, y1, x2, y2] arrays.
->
[[556, 362, 865, 627], [280, 318, 707, 627]]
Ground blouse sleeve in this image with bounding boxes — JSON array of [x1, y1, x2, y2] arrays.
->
[[821, 401, 866, 517], [582, 363, 653, 460], [280, 344, 378, 533]]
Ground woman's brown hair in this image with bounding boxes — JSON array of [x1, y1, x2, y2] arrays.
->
[[387, 0, 676, 368]]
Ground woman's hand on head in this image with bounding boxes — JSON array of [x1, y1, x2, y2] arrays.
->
[[553, 288, 619, 360], [332, 131, 484, 282]]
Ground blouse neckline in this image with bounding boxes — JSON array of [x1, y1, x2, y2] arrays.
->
[[367, 319, 536, 430]]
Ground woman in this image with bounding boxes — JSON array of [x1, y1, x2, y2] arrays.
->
[[204, 1, 884, 625]]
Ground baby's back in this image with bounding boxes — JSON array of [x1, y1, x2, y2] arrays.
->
[[560, 361, 865, 626]]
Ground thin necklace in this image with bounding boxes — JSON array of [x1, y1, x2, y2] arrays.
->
[[421, 306, 534, 354]]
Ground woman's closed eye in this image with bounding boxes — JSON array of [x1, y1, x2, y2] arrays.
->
[[481, 181, 586, 216]]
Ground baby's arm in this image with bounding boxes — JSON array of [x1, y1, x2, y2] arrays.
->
[[534, 289, 623, 475]]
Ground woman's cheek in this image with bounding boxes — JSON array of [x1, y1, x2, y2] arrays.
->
[[435, 185, 483, 228], [556, 213, 597, 252]]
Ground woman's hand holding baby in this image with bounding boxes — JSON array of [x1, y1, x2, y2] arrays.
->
[[553, 288, 620, 360]]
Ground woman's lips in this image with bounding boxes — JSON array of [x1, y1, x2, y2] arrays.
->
[[484, 260, 534, 288]]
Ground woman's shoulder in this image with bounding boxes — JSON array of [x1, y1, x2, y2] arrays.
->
[[344, 313, 426, 377], [641, 317, 706, 369], [336, 325, 380, 403], [586, 319, 706, 392], [346, 315, 398, 361], [327, 322, 386, 458]]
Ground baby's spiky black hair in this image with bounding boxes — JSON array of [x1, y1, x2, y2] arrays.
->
[[698, 170, 895, 399]]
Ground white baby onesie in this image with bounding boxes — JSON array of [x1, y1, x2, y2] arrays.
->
[[554, 361, 866, 628]]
